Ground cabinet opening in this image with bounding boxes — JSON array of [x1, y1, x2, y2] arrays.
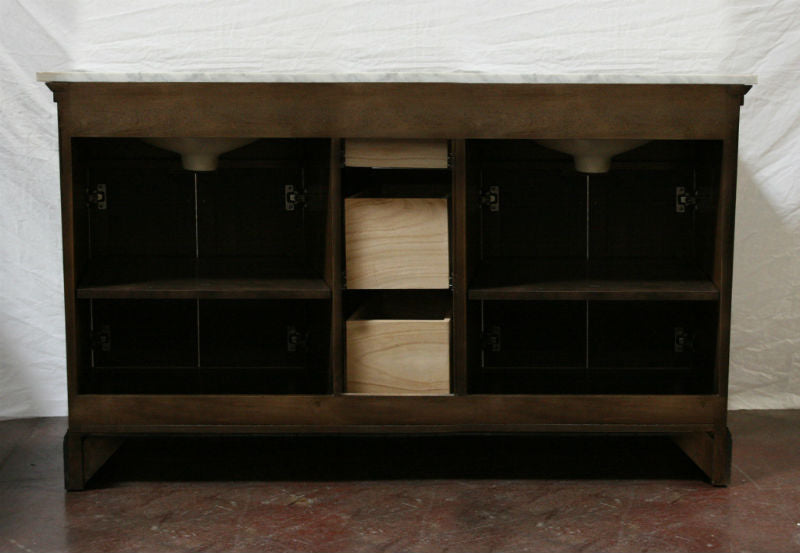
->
[[344, 290, 452, 320], [343, 167, 451, 199], [80, 298, 330, 394], [469, 299, 716, 394], [468, 300, 586, 394], [588, 301, 716, 394], [72, 138, 331, 300], [345, 291, 452, 395], [343, 178, 452, 290], [466, 139, 722, 301]]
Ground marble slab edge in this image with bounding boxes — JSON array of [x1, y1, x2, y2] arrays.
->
[[36, 72, 757, 86]]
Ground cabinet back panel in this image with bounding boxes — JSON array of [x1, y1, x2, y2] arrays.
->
[[343, 168, 451, 198], [199, 299, 330, 370], [198, 168, 305, 258], [481, 167, 586, 259], [88, 168, 196, 258], [481, 301, 586, 369], [90, 299, 197, 368], [589, 301, 716, 372], [589, 169, 695, 259]]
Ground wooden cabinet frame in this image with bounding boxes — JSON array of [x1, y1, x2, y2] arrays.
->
[[45, 81, 750, 488]]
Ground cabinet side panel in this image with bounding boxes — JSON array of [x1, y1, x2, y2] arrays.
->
[[712, 103, 742, 399], [56, 98, 91, 405]]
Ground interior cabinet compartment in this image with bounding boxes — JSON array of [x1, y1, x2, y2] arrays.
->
[[469, 301, 587, 394], [469, 299, 716, 394], [197, 138, 329, 276], [86, 166, 196, 259], [467, 140, 721, 301], [75, 138, 331, 299], [346, 292, 451, 395], [199, 299, 330, 394], [89, 299, 197, 369], [82, 299, 198, 394], [82, 298, 330, 394], [345, 194, 450, 289], [588, 301, 716, 394], [345, 139, 449, 168]]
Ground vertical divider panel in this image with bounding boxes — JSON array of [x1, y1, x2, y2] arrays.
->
[[326, 139, 344, 394], [451, 140, 468, 395]]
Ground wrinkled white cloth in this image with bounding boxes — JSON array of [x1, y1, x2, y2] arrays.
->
[[1, 0, 798, 416]]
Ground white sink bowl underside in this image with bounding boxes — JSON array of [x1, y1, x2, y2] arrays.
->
[[142, 138, 256, 171], [535, 139, 649, 173]]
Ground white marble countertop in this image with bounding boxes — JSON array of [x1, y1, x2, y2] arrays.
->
[[36, 72, 757, 85]]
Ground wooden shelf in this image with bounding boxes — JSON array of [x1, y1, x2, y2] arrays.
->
[[471, 366, 706, 395], [468, 259, 719, 301], [77, 257, 330, 299]]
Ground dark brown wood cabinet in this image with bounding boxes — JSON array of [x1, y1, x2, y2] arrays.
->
[[42, 77, 751, 488]]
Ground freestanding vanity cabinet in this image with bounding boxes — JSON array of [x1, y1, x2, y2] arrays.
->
[[38, 73, 754, 489]]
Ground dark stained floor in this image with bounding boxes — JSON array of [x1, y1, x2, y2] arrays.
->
[[1, 411, 799, 552]]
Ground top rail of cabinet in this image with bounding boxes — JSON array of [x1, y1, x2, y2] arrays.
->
[[40, 75, 754, 140]]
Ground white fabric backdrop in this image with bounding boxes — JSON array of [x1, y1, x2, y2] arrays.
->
[[1, 0, 798, 417]]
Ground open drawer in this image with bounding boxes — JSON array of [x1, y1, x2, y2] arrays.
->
[[344, 139, 449, 168], [345, 195, 450, 289], [345, 294, 451, 395]]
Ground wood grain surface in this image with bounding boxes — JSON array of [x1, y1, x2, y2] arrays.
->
[[345, 197, 450, 289], [346, 318, 451, 395], [345, 139, 449, 168], [48, 81, 751, 487]]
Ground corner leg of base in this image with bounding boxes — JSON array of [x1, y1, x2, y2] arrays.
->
[[710, 427, 732, 487], [672, 427, 732, 487], [63, 431, 85, 491], [63, 432, 125, 491]]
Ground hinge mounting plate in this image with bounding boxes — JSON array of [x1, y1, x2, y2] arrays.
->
[[481, 326, 502, 352], [287, 326, 308, 352], [675, 186, 696, 213], [674, 327, 693, 353], [285, 184, 307, 211], [87, 183, 107, 210], [92, 325, 111, 352], [480, 185, 500, 212]]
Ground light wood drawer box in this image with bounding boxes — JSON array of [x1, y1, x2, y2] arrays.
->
[[345, 196, 450, 289], [344, 139, 449, 168], [346, 303, 451, 395]]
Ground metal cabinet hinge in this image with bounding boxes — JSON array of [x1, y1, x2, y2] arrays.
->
[[480, 185, 500, 212], [92, 325, 111, 352], [675, 185, 714, 213], [676, 186, 713, 213], [287, 326, 308, 352], [284, 184, 307, 211], [87, 183, 107, 210], [481, 326, 502, 352], [674, 327, 694, 353]]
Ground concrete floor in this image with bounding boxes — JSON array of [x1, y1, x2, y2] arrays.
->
[[0, 411, 798, 552]]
